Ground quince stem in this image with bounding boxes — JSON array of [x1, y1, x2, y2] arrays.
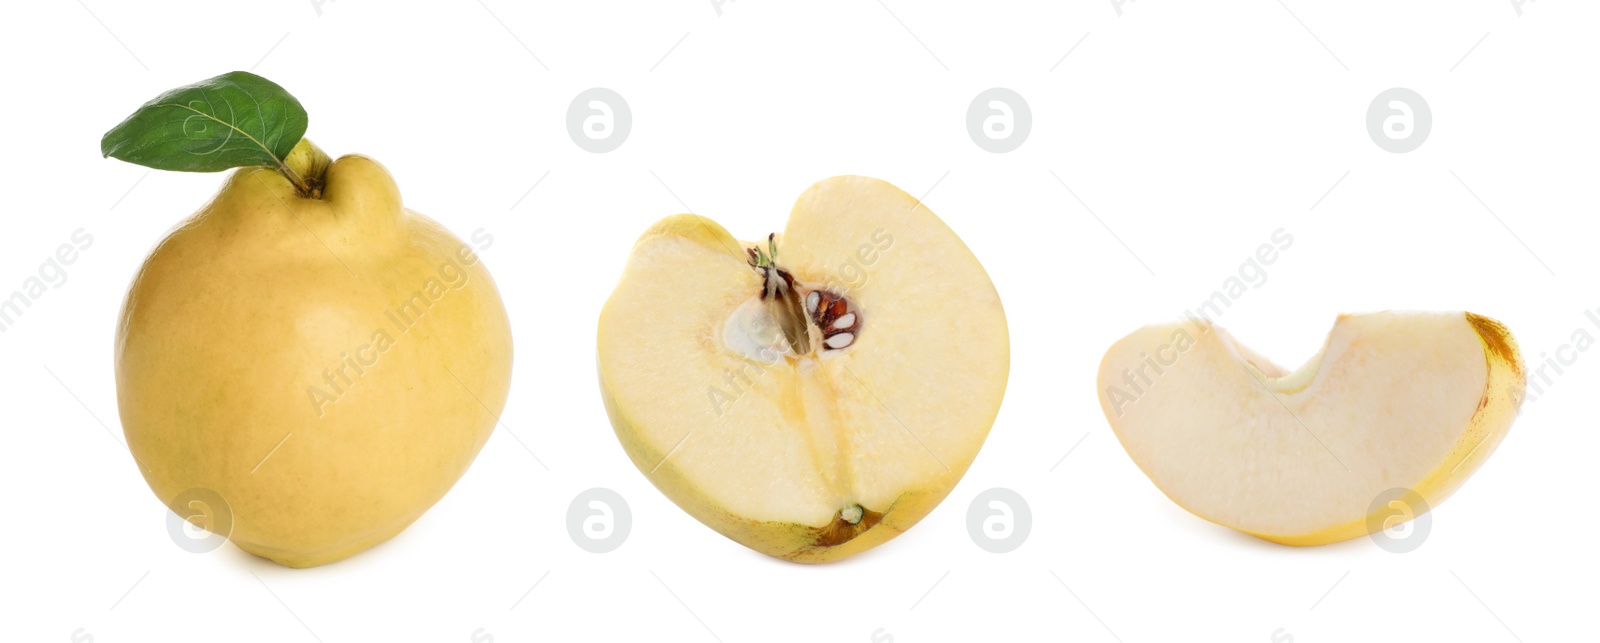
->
[[281, 138, 333, 199]]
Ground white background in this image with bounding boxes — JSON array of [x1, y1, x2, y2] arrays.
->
[[1, 1, 1594, 641]]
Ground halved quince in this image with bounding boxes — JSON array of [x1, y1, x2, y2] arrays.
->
[[597, 176, 1009, 562], [1097, 312, 1523, 545]]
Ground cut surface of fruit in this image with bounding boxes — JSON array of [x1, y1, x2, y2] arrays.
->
[[1097, 311, 1523, 545], [598, 176, 1008, 562]]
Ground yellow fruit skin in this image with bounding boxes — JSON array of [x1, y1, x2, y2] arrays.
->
[[116, 156, 513, 568], [1246, 312, 1525, 546]]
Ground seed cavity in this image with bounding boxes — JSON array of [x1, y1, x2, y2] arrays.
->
[[807, 288, 862, 354], [746, 234, 811, 355], [740, 234, 864, 357], [722, 296, 790, 363]]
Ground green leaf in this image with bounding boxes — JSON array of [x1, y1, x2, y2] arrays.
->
[[100, 71, 307, 174]]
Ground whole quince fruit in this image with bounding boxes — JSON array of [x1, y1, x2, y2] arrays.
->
[[114, 136, 513, 567]]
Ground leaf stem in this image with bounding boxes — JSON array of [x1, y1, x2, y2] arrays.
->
[[274, 157, 313, 195]]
